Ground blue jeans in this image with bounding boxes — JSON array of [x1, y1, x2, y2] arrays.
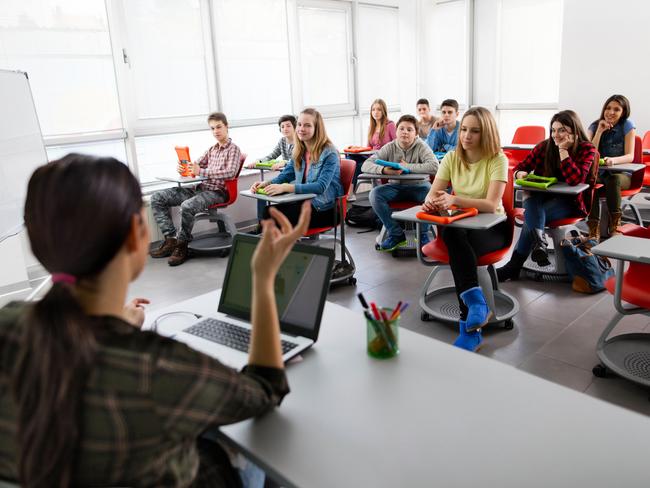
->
[[369, 183, 431, 238], [515, 193, 576, 256]]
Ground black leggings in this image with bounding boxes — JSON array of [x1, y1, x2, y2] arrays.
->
[[263, 201, 339, 228], [440, 220, 510, 320]]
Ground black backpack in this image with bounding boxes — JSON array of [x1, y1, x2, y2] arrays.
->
[[345, 202, 381, 230]]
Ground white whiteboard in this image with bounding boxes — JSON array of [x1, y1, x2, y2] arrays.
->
[[0, 70, 48, 240]]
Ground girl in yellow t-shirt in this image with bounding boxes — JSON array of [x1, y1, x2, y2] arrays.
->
[[422, 107, 509, 351]]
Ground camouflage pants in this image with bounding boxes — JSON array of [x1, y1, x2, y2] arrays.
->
[[151, 186, 226, 242]]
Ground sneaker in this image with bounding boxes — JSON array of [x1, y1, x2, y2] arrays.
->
[[347, 193, 357, 202], [378, 234, 407, 252]]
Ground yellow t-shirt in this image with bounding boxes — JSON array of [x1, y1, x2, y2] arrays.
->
[[436, 151, 508, 215]]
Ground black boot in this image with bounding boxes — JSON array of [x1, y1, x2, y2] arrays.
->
[[530, 228, 551, 267], [496, 250, 527, 282]]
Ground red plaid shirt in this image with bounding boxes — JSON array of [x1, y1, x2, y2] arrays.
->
[[514, 140, 595, 216], [196, 138, 242, 193]]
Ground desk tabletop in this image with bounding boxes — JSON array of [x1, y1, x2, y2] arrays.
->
[[514, 182, 589, 194], [598, 163, 645, 172], [592, 235, 650, 264], [357, 173, 430, 181], [149, 291, 650, 488], [502, 143, 536, 151], [343, 149, 376, 156], [239, 190, 317, 204], [643, 148, 650, 155], [392, 205, 506, 230], [156, 175, 207, 184]]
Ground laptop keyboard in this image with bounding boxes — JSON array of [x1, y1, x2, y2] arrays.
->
[[184, 318, 299, 354]]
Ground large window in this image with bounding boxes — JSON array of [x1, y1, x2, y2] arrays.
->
[[297, 0, 354, 112], [357, 4, 400, 110], [498, 0, 563, 104], [0, 0, 121, 136], [213, 0, 292, 121]]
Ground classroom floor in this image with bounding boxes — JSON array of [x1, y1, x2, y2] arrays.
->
[[132, 210, 650, 418]]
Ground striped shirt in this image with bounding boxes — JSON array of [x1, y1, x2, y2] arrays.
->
[[261, 137, 294, 162], [0, 302, 289, 487], [196, 138, 242, 193]]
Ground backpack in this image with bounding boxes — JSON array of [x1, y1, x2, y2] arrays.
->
[[345, 202, 381, 230], [560, 233, 614, 294]]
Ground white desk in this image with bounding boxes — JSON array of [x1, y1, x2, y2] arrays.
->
[[502, 143, 536, 151], [357, 173, 430, 183], [592, 234, 650, 264], [643, 148, 650, 156], [599, 163, 645, 173], [156, 175, 207, 187], [514, 182, 589, 195], [392, 205, 506, 230], [145, 291, 650, 488], [239, 190, 317, 204]]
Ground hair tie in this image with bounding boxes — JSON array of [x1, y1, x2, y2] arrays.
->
[[51, 273, 77, 285]]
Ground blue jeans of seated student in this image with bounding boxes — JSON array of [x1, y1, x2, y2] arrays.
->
[[515, 193, 576, 256], [369, 183, 431, 238]]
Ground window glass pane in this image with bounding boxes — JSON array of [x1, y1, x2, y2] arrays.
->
[[499, 0, 563, 103], [429, 1, 467, 105], [123, 0, 210, 119], [46, 139, 127, 163], [298, 3, 351, 107], [0, 0, 122, 135], [229, 123, 286, 165], [357, 5, 400, 109], [214, 0, 292, 120], [497, 110, 553, 146], [323, 117, 354, 151]]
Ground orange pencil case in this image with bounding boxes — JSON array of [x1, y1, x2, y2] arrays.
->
[[416, 206, 479, 224], [344, 145, 372, 153]]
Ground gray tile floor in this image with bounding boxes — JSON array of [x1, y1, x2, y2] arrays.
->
[[132, 221, 650, 417]]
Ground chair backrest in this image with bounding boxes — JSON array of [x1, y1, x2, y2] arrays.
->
[[643, 130, 650, 165], [628, 137, 644, 190], [220, 152, 247, 207], [512, 126, 545, 145], [339, 158, 356, 196]]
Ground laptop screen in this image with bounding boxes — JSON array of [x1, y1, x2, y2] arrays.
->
[[218, 234, 334, 340]]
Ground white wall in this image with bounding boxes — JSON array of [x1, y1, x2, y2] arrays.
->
[[559, 0, 650, 134]]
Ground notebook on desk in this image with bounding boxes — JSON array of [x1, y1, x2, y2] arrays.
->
[[162, 234, 334, 370]]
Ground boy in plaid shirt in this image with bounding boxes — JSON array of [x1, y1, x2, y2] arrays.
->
[[151, 112, 242, 266]]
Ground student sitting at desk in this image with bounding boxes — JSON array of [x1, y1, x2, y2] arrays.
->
[[245, 114, 296, 171], [0, 154, 311, 488], [426, 98, 460, 155], [416, 98, 437, 139], [586, 94, 636, 239], [497, 110, 595, 282], [367, 98, 396, 150], [150, 112, 242, 266], [250, 108, 343, 228], [422, 107, 508, 351], [362, 114, 439, 251]]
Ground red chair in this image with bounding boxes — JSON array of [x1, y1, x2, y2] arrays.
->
[[591, 225, 650, 386], [418, 170, 518, 328], [642, 130, 650, 165], [304, 158, 357, 286], [504, 126, 546, 169], [188, 153, 246, 257], [619, 136, 646, 225]]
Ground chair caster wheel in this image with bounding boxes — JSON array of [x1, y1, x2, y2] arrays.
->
[[421, 311, 432, 321], [503, 319, 514, 330], [348, 277, 357, 286], [592, 364, 609, 378]]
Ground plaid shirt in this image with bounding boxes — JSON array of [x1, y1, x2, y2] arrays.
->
[[196, 139, 242, 193], [514, 140, 595, 215], [0, 302, 289, 487]]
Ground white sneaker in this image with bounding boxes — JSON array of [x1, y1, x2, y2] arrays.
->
[[347, 193, 357, 202]]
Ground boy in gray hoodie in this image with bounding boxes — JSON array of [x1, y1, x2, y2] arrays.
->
[[361, 114, 439, 251]]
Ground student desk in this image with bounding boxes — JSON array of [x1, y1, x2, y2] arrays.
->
[[513, 182, 589, 278], [343, 149, 377, 195], [643, 148, 650, 156], [598, 163, 645, 173], [502, 143, 536, 151], [239, 190, 317, 204], [591, 235, 650, 387], [156, 175, 208, 187], [143, 291, 650, 488], [391, 207, 517, 326], [357, 173, 431, 254]]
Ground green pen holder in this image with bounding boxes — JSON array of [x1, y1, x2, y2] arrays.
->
[[366, 308, 399, 359]]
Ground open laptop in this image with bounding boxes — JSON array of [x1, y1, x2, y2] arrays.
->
[[165, 233, 334, 369]]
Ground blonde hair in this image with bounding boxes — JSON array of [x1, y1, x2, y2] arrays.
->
[[455, 107, 502, 168], [292, 108, 333, 170], [367, 99, 389, 144]]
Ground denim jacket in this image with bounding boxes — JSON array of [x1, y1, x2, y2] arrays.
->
[[271, 145, 343, 211]]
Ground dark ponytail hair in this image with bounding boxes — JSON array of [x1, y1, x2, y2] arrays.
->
[[542, 110, 590, 177], [13, 154, 142, 488]]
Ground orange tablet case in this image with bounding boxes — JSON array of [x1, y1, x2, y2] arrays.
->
[[175, 146, 191, 162], [415, 206, 479, 224]]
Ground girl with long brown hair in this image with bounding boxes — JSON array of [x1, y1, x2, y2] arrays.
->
[[1, 153, 311, 487], [367, 99, 396, 150]]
